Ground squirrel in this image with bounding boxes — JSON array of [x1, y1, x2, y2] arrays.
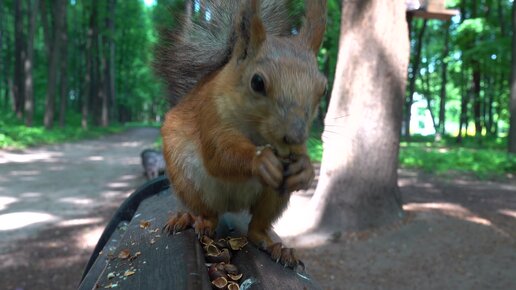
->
[[155, 0, 327, 268]]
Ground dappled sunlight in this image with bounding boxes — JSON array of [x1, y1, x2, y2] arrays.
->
[[9, 170, 41, 177], [274, 194, 317, 238], [86, 156, 104, 161], [498, 209, 516, 219], [57, 217, 104, 228], [404, 202, 493, 227], [107, 182, 131, 189], [0, 197, 18, 211], [59, 197, 94, 206], [0, 212, 57, 231], [75, 225, 105, 250], [20, 192, 42, 198], [0, 151, 62, 164], [121, 141, 142, 148], [119, 174, 139, 181]]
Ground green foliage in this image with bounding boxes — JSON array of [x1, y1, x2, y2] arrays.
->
[[0, 112, 123, 149], [399, 137, 516, 179]]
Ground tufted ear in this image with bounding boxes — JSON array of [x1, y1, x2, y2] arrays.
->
[[298, 0, 327, 54], [234, 0, 266, 60]]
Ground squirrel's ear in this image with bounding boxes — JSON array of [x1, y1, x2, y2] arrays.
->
[[298, 0, 327, 54], [234, 0, 266, 60]]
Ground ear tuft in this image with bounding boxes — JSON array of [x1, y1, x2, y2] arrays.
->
[[235, 0, 266, 60], [299, 0, 327, 54]]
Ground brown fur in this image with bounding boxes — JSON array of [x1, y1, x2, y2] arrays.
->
[[159, 0, 327, 262]]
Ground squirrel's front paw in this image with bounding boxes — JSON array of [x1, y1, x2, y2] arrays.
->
[[252, 146, 283, 189], [283, 154, 314, 193]]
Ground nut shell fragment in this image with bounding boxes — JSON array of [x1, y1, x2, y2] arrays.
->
[[227, 281, 240, 290], [228, 237, 248, 251], [206, 248, 231, 263], [200, 235, 214, 246], [211, 276, 228, 289], [204, 244, 221, 256], [227, 273, 243, 281]]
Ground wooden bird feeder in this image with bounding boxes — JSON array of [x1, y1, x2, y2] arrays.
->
[[406, 0, 460, 21]]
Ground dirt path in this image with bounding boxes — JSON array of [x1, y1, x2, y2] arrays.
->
[[1, 129, 515, 290], [292, 170, 516, 290], [0, 127, 160, 290]]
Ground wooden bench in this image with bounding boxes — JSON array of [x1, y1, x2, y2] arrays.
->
[[79, 177, 320, 289]]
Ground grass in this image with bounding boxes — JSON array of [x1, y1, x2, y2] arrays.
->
[[399, 142, 516, 179], [307, 133, 515, 179], [0, 114, 125, 149]]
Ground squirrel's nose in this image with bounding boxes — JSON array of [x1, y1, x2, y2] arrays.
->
[[283, 119, 307, 145]]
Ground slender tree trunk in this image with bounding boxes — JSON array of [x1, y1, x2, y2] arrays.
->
[[24, 0, 39, 127], [310, 0, 407, 232], [438, 22, 450, 136], [404, 19, 427, 137], [83, 1, 96, 130], [59, 2, 68, 128], [44, 0, 66, 129], [14, 0, 26, 118], [472, 64, 482, 139], [0, 0, 4, 106], [508, 2, 516, 153], [107, 0, 116, 123], [457, 68, 469, 144], [40, 0, 51, 58]]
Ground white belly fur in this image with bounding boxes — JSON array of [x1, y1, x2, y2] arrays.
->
[[179, 144, 263, 213]]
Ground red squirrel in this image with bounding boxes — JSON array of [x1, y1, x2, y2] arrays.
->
[[155, 0, 327, 268]]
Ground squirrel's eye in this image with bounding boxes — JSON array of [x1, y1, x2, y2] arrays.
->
[[251, 74, 266, 96], [322, 86, 328, 98]]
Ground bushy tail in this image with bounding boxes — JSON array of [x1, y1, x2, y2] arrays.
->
[[154, 0, 293, 106]]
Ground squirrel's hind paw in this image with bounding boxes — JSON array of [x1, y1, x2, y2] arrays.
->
[[266, 242, 305, 271], [163, 212, 194, 234], [162, 212, 217, 238]]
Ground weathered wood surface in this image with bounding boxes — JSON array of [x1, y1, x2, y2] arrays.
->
[[79, 177, 320, 290]]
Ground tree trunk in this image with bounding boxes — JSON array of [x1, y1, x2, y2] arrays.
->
[[82, 0, 96, 130], [24, 0, 39, 127], [59, 2, 68, 128], [0, 0, 6, 108], [107, 0, 116, 123], [508, 2, 516, 153], [404, 19, 427, 137], [311, 0, 407, 232], [457, 68, 469, 144], [14, 0, 26, 119], [438, 22, 450, 137], [471, 64, 482, 139], [44, 0, 66, 129]]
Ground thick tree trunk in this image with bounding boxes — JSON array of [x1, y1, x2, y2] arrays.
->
[[311, 0, 407, 232], [14, 0, 26, 119], [24, 0, 39, 127], [404, 19, 427, 137], [438, 22, 450, 137], [508, 2, 516, 153], [59, 3, 68, 128]]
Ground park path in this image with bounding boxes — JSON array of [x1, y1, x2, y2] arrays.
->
[[0, 127, 160, 290]]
